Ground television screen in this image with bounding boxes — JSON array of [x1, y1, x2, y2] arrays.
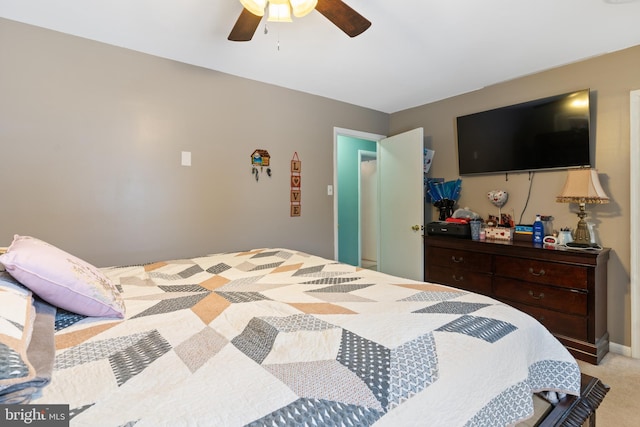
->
[[456, 89, 592, 175]]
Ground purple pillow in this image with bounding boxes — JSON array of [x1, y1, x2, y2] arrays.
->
[[0, 235, 124, 318]]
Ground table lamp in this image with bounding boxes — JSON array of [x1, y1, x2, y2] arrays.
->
[[556, 168, 609, 247]]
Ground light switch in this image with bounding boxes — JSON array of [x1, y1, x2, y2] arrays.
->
[[327, 185, 333, 196], [181, 151, 191, 166]]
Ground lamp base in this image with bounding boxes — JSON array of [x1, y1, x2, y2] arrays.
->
[[572, 203, 592, 246]]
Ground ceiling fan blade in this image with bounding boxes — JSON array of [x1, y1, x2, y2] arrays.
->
[[228, 8, 262, 41], [315, 0, 371, 37]]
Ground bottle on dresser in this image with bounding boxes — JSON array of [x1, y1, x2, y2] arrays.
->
[[532, 214, 544, 244]]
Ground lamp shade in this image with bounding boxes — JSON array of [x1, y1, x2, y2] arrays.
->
[[290, 0, 318, 17], [268, 0, 293, 22], [240, 0, 267, 16], [556, 169, 609, 204]]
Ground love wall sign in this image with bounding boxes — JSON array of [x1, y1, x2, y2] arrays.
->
[[290, 152, 301, 216]]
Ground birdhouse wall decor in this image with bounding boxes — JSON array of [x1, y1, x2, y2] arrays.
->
[[251, 149, 272, 181]]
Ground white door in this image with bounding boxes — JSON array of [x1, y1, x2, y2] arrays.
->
[[378, 128, 424, 281]]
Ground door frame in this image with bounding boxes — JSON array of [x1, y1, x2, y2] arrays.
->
[[631, 89, 640, 358], [333, 127, 386, 261]]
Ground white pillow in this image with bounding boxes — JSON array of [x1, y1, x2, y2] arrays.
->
[[0, 235, 125, 318]]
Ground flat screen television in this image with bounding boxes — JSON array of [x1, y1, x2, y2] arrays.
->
[[456, 89, 592, 175]]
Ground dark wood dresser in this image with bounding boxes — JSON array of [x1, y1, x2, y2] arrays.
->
[[424, 235, 610, 364]]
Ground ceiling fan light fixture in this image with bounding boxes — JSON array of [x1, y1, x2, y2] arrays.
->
[[229, 0, 370, 41], [239, 0, 267, 16], [267, 1, 293, 22], [290, 0, 318, 17]]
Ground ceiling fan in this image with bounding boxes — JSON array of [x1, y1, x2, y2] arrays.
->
[[228, 0, 371, 42]]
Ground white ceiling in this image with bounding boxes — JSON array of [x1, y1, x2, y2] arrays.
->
[[2, 0, 640, 113]]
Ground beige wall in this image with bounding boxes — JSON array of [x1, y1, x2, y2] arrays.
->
[[391, 45, 640, 348], [0, 18, 388, 266]]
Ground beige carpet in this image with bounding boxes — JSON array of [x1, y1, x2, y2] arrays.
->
[[577, 352, 640, 426]]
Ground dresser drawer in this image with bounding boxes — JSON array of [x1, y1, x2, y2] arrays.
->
[[427, 264, 492, 294], [494, 256, 588, 289], [504, 300, 588, 342], [494, 277, 587, 316], [428, 248, 492, 273]]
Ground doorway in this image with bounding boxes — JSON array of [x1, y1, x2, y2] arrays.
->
[[359, 150, 378, 270], [334, 127, 425, 281], [334, 130, 382, 267]]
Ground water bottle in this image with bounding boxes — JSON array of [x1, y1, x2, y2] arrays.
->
[[532, 214, 544, 244]]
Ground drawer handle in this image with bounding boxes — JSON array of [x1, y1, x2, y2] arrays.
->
[[528, 290, 545, 300], [452, 274, 464, 282], [528, 267, 545, 277], [451, 256, 464, 263]]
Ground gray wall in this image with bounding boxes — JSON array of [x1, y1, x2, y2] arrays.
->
[[391, 45, 640, 348], [0, 18, 388, 266]]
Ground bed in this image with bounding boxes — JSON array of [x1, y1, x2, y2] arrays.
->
[[0, 236, 607, 426]]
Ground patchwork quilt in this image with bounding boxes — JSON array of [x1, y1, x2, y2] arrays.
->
[[34, 248, 580, 426]]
